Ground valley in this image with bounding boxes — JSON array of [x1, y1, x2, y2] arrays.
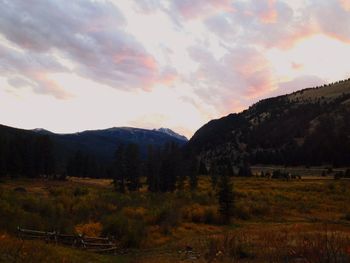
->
[[1, 175, 350, 262]]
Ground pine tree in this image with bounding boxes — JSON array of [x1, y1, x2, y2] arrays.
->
[[198, 160, 208, 175], [217, 174, 235, 224], [209, 162, 218, 189], [34, 135, 55, 178], [238, 162, 252, 177], [188, 156, 198, 191], [146, 145, 161, 192], [159, 142, 181, 192], [125, 143, 141, 192], [113, 144, 126, 193], [0, 139, 5, 177]]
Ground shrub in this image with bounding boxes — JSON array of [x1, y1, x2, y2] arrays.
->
[[73, 186, 89, 197], [235, 203, 251, 220], [102, 213, 146, 248], [74, 222, 102, 237], [334, 172, 344, 180], [204, 233, 255, 262], [122, 206, 147, 220], [183, 205, 219, 224]]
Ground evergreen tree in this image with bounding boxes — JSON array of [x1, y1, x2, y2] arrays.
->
[[34, 135, 55, 178], [159, 142, 180, 192], [146, 145, 161, 192], [238, 162, 252, 177], [209, 162, 219, 189], [0, 139, 6, 177], [188, 156, 198, 191], [113, 144, 126, 193], [7, 138, 22, 177], [124, 143, 141, 191], [217, 174, 235, 224], [198, 160, 208, 175]]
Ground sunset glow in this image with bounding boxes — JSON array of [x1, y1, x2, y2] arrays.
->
[[1, 0, 350, 137]]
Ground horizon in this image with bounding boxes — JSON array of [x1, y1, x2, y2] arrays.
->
[[1, 0, 350, 138]]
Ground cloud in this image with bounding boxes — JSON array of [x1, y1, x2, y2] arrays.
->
[[200, 0, 318, 50], [273, 75, 326, 97], [307, 0, 350, 43], [187, 46, 275, 114], [1, 0, 350, 136], [0, 0, 162, 95], [0, 43, 71, 99], [291, 62, 304, 70], [339, 0, 350, 11]]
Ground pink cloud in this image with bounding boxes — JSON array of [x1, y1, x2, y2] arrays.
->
[[158, 68, 178, 86], [272, 75, 326, 97], [276, 24, 318, 49], [188, 46, 275, 114], [302, 0, 350, 44], [339, 0, 350, 11], [0, 0, 163, 94], [0, 42, 71, 99], [172, 0, 234, 20], [32, 72, 72, 99], [259, 0, 278, 24], [291, 62, 304, 70]]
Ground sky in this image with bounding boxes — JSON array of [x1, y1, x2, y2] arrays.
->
[[1, 0, 350, 138]]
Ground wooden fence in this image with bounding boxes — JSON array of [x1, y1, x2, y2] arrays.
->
[[17, 227, 119, 254]]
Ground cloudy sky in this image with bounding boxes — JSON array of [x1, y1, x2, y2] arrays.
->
[[1, 0, 350, 138]]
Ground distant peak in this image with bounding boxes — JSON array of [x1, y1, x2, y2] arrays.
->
[[154, 128, 188, 141], [32, 128, 52, 134]]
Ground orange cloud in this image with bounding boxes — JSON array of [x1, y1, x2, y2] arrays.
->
[[173, 0, 234, 20], [291, 62, 304, 70], [339, 0, 350, 11], [32, 72, 72, 99], [260, 0, 278, 24], [276, 24, 318, 50]]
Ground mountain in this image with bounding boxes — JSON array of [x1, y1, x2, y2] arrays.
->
[[49, 127, 187, 162], [188, 78, 350, 167], [1, 125, 188, 166], [154, 128, 188, 141]]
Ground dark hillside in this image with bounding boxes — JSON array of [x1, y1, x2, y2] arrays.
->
[[188, 78, 350, 167]]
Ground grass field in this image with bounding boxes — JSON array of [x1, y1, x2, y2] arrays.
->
[[0, 176, 350, 262]]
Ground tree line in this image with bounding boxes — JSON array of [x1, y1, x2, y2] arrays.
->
[[0, 135, 57, 179], [111, 142, 198, 193], [0, 134, 236, 224]]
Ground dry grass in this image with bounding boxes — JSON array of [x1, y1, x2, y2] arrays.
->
[[288, 80, 350, 101], [0, 232, 125, 263], [1, 176, 350, 262]]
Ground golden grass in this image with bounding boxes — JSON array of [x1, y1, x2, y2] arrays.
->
[[0, 232, 126, 263], [1, 176, 350, 262], [74, 221, 102, 237]]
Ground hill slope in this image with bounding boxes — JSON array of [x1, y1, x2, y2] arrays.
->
[[188, 78, 350, 167], [44, 127, 187, 163], [0, 125, 187, 166]]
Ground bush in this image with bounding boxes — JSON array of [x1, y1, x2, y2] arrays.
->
[[183, 204, 219, 224], [102, 213, 146, 248], [235, 203, 251, 220], [73, 187, 89, 197], [204, 234, 255, 262], [122, 206, 147, 220], [74, 222, 102, 237], [334, 172, 344, 180], [344, 212, 350, 221]]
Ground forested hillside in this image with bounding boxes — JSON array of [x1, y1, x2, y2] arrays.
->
[[0, 125, 187, 179], [188, 78, 350, 167]]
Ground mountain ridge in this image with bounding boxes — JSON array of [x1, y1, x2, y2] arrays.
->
[[188, 78, 350, 167], [0, 124, 188, 170]]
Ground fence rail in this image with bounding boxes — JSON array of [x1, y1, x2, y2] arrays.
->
[[17, 226, 119, 254]]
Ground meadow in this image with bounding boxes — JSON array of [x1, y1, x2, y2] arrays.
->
[[0, 175, 350, 262]]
